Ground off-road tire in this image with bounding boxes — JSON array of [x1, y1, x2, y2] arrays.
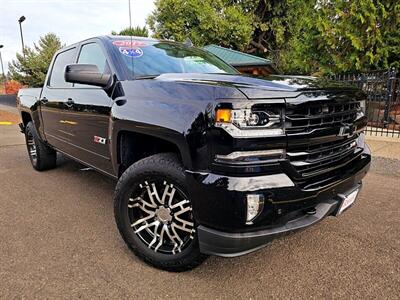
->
[[24, 121, 57, 171], [114, 153, 207, 272]]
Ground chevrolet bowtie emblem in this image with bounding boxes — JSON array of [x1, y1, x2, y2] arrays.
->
[[338, 125, 354, 137]]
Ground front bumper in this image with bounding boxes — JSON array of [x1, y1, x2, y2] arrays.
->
[[198, 184, 359, 257], [186, 145, 371, 256]]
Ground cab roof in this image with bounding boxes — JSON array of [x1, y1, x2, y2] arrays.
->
[[61, 35, 166, 50]]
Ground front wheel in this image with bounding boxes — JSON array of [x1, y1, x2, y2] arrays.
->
[[114, 153, 207, 272]]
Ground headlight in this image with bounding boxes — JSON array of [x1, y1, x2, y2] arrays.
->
[[215, 107, 284, 138]]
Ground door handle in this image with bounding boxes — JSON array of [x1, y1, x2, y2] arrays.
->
[[40, 97, 48, 104], [65, 98, 74, 108]]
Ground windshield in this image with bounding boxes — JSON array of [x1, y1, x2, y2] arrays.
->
[[112, 39, 238, 78]]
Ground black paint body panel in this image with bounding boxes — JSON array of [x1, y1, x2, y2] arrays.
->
[[17, 36, 371, 251]]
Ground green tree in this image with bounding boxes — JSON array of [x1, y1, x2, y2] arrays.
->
[[112, 26, 149, 37], [310, 0, 400, 73], [148, 0, 400, 75], [8, 33, 62, 87], [243, 0, 400, 74], [147, 0, 255, 50], [245, 0, 315, 73]]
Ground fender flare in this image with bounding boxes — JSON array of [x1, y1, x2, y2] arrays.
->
[[109, 119, 193, 176]]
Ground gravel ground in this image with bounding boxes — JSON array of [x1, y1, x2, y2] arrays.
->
[[0, 123, 399, 299], [371, 156, 400, 177]]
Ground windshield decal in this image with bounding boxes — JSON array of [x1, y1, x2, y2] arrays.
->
[[119, 47, 144, 58], [113, 40, 147, 48]]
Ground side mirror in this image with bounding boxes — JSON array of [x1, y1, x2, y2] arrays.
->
[[65, 64, 112, 88]]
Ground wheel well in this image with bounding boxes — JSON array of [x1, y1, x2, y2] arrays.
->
[[21, 112, 32, 126], [118, 131, 182, 176]]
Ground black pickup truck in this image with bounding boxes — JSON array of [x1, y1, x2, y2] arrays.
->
[[17, 36, 371, 271]]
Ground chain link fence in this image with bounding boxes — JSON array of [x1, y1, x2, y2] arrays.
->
[[332, 69, 400, 138]]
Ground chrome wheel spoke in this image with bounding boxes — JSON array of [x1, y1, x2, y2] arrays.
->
[[162, 182, 176, 206], [154, 224, 167, 252], [170, 224, 184, 253], [148, 221, 161, 248], [128, 180, 195, 255], [27, 135, 37, 160], [134, 220, 158, 234], [171, 201, 195, 232], [143, 181, 162, 206], [128, 197, 156, 212], [172, 222, 194, 234], [170, 199, 189, 209], [131, 213, 155, 230], [164, 225, 182, 254]]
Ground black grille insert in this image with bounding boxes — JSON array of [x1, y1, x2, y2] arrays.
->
[[287, 136, 361, 178], [286, 101, 360, 134]]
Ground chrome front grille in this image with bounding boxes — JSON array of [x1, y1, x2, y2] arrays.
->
[[287, 135, 362, 178], [285, 101, 360, 134]]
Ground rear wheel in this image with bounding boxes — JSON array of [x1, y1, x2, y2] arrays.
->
[[24, 121, 57, 171], [114, 153, 207, 271]]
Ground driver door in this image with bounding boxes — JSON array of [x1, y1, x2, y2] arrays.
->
[[60, 41, 114, 175]]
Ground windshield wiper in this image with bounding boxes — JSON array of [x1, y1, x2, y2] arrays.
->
[[135, 75, 160, 79]]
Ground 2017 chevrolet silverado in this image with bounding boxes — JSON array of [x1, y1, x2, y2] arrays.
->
[[17, 36, 371, 271]]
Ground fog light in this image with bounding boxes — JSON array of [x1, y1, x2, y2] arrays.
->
[[246, 194, 264, 224]]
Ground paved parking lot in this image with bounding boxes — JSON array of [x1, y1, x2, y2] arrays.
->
[[1, 106, 399, 299]]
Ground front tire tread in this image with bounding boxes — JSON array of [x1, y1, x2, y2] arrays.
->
[[25, 121, 57, 171], [114, 153, 207, 272]]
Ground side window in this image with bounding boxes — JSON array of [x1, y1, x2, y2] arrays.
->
[[49, 48, 76, 87], [77, 43, 108, 73]]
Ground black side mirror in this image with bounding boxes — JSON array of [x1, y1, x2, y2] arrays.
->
[[65, 64, 112, 88]]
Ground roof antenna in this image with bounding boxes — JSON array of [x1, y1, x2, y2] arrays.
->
[[128, 0, 135, 78], [128, 0, 132, 30]]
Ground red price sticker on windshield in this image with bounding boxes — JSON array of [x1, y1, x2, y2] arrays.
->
[[112, 40, 147, 48]]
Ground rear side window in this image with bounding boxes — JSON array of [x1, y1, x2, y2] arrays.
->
[[49, 48, 76, 88], [77, 43, 107, 73]]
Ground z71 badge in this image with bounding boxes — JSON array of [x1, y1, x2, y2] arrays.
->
[[94, 136, 107, 145]]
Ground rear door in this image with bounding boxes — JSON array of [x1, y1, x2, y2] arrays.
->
[[40, 46, 77, 151], [60, 41, 114, 175]]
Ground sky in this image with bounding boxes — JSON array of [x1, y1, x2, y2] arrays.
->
[[0, 0, 156, 73]]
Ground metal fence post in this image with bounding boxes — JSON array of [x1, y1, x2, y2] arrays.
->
[[384, 68, 397, 125]]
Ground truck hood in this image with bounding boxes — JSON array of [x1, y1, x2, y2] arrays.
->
[[154, 73, 358, 99]]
